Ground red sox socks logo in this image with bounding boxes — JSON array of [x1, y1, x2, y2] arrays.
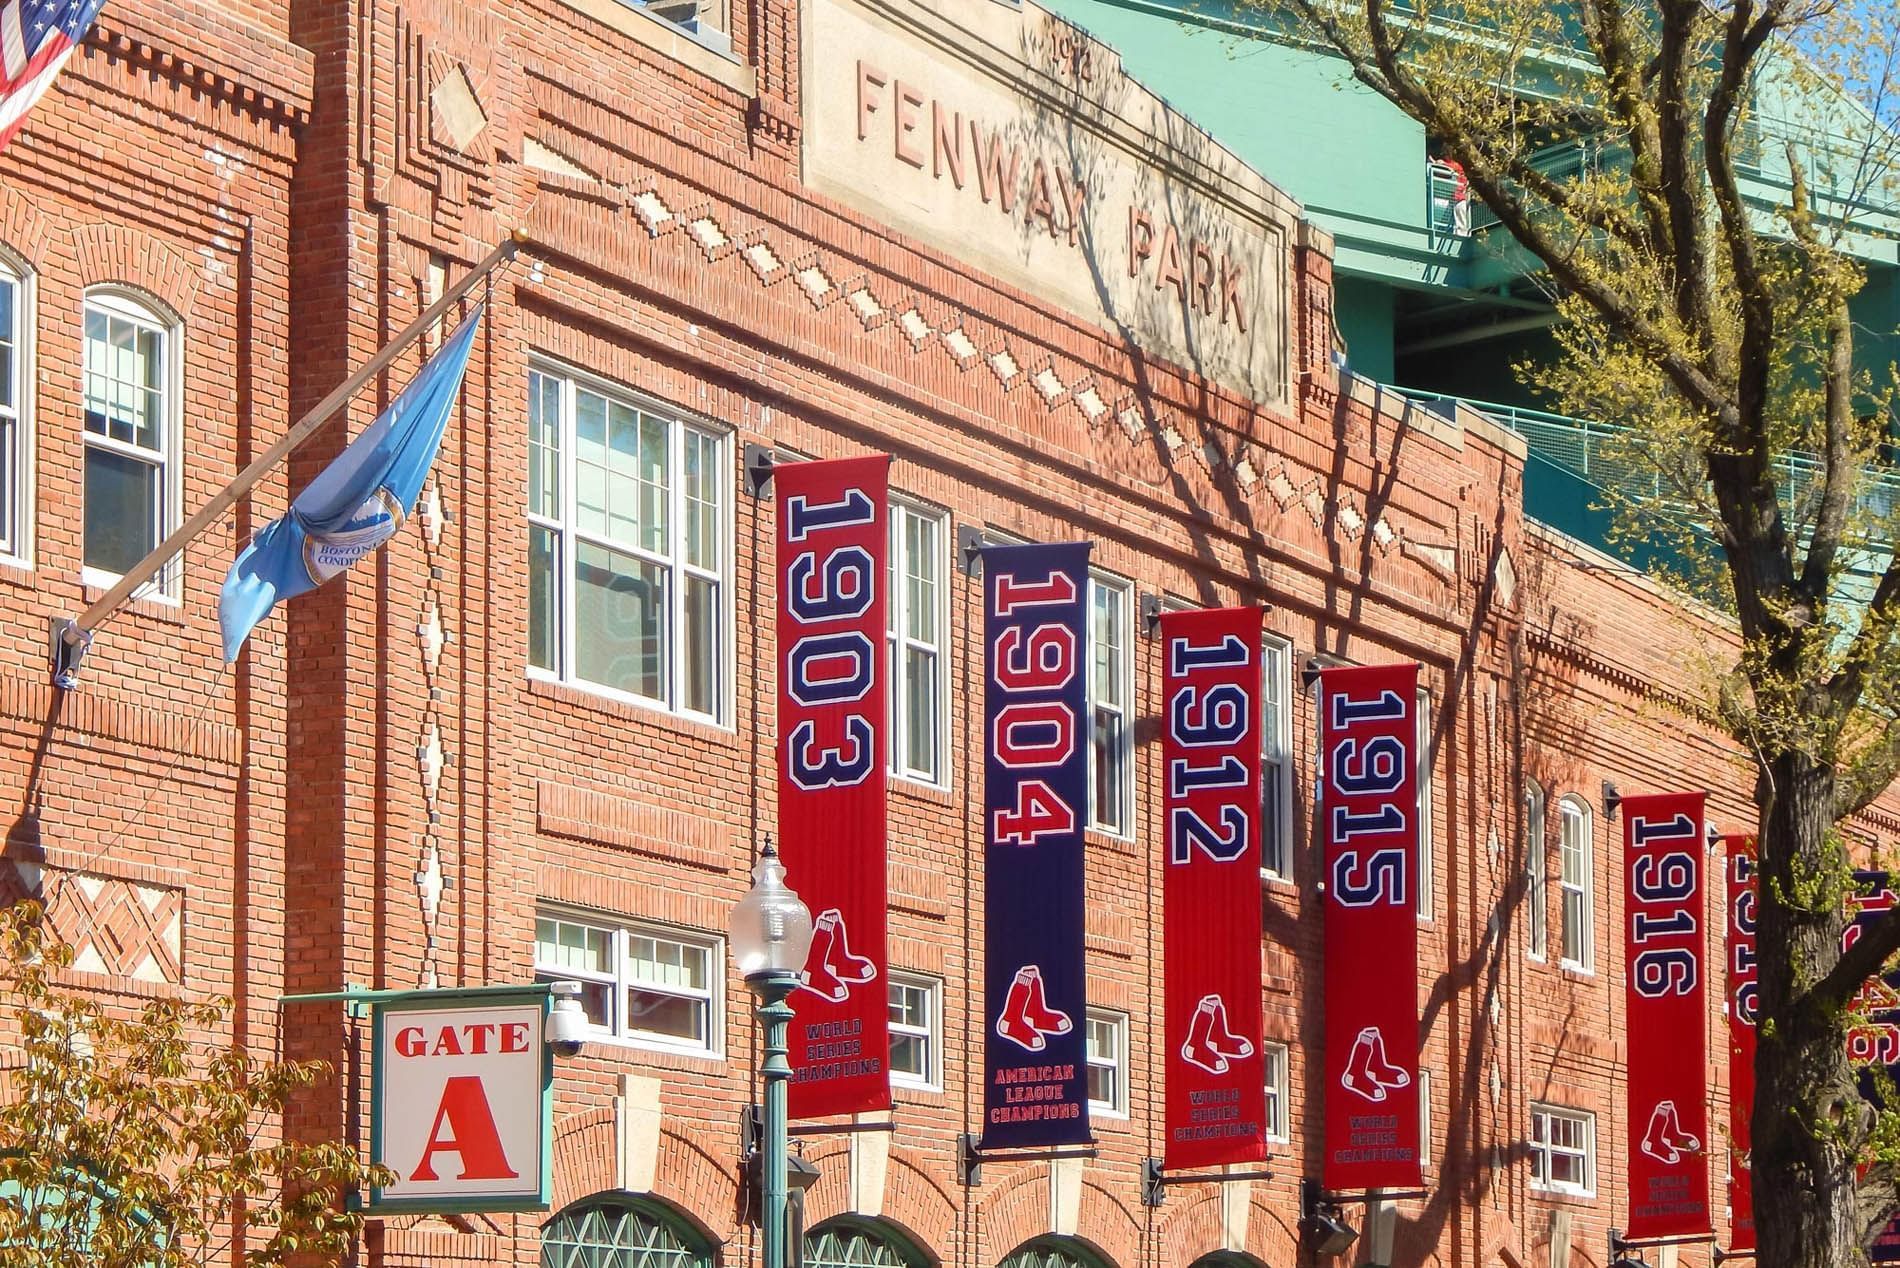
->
[[1181, 993, 1254, 1075], [799, 908, 877, 1003], [996, 965, 1073, 1052], [1641, 1100, 1702, 1164], [1341, 1025, 1411, 1102]]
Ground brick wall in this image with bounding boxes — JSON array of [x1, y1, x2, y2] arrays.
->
[[0, 3, 1894, 1268]]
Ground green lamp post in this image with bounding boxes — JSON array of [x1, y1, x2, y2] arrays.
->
[[729, 839, 815, 1268]]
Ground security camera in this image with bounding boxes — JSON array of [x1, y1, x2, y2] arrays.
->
[[547, 981, 588, 1058]]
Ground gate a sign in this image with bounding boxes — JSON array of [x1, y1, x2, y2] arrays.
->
[[371, 993, 553, 1212]]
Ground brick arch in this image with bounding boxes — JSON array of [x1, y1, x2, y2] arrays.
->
[[550, 1105, 616, 1212], [1074, 1179, 1141, 1268], [1154, 1191, 1223, 1263], [653, 1123, 741, 1245], [798, 1138, 852, 1223], [66, 222, 199, 323], [881, 1147, 958, 1259], [978, 1170, 1139, 1268], [1241, 1195, 1300, 1268], [0, 191, 54, 272]]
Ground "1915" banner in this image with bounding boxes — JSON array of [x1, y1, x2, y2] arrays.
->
[[1725, 835, 1756, 1253], [1623, 791, 1710, 1239], [981, 542, 1092, 1149], [1319, 663, 1421, 1190], [1161, 607, 1266, 1169], [776, 455, 892, 1119]]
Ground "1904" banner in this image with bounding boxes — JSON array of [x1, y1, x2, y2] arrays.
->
[[1623, 791, 1710, 1239], [1318, 663, 1421, 1190], [1161, 607, 1266, 1169], [776, 455, 892, 1119], [980, 542, 1092, 1149]]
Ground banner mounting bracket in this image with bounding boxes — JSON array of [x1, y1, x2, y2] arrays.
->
[[958, 1135, 1096, 1186], [1142, 1158, 1275, 1206]]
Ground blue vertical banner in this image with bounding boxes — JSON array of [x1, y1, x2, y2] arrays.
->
[[980, 541, 1093, 1149]]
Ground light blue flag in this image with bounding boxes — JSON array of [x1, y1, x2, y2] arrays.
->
[[220, 306, 484, 660]]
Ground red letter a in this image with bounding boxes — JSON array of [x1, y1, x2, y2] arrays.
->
[[410, 1075, 520, 1181]]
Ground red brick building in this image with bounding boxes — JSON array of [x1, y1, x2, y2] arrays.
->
[[1, 2, 1894, 1268]]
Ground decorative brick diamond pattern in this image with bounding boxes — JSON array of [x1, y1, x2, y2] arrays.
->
[[0, 863, 183, 985], [631, 190, 675, 236]]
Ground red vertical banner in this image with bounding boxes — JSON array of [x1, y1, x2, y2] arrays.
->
[[1624, 791, 1711, 1239], [1319, 663, 1422, 1190], [776, 455, 892, 1119], [1161, 608, 1266, 1169], [1725, 835, 1757, 1253]]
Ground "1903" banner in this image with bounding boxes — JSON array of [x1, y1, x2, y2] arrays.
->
[[1623, 791, 1710, 1239], [1161, 607, 1266, 1169], [1318, 663, 1421, 1190], [981, 542, 1092, 1149], [776, 455, 892, 1119]]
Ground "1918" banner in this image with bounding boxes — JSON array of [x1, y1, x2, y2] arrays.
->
[[776, 455, 892, 1119], [1161, 607, 1266, 1169], [1319, 663, 1421, 1190], [1725, 835, 1756, 1253], [980, 542, 1092, 1149], [1623, 791, 1710, 1239]]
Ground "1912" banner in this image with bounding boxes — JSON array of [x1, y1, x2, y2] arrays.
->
[[1161, 607, 1266, 1169], [776, 455, 892, 1119], [1623, 791, 1710, 1239], [1725, 835, 1757, 1253], [981, 542, 1092, 1149], [1319, 663, 1421, 1190]]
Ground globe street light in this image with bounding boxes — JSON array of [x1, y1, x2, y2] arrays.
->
[[729, 838, 814, 1268]]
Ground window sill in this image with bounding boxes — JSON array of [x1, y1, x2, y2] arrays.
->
[[1086, 828, 1138, 858], [892, 1079, 943, 1098], [81, 574, 185, 626], [1559, 963, 1596, 981], [1529, 1186, 1598, 1206], [553, 0, 757, 98], [0, 554, 30, 584], [526, 674, 737, 746], [579, 1031, 727, 1071], [892, 777, 954, 808]]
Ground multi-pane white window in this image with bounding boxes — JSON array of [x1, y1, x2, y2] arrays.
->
[[1085, 1009, 1128, 1116], [1526, 781, 1548, 960], [1087, 575, 1133, 836], [533, 910, 722, 1056], [1559, 795, 1594, 971], [888, 972, 941, 1090], [887, 501, 947, 785], [526, 367, 728, 722], [1261, 635, 1294, 879], [1263, 1041, 1290, 1142], [1416, 687, 1435, 919], [1530, 1103, 1594, 1195], [0, 261, 23, 563], [82, 291, 176, 590]]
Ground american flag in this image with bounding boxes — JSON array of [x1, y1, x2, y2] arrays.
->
[[0, 0, 107, 153]]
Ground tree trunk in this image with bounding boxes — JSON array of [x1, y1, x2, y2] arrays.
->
[[1753, 752, 1866, 1268]]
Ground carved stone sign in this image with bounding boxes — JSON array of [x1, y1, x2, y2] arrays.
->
[[801, 0, 1296, 406]]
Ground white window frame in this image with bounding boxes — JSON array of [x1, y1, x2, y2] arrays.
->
[[1416, 686, 1435, 920], [525, 362, 732, 725], [1263, 1040, 1290, 1142], [887, 971, 942, 1091], [1559, 795, 1595, 973], [1086, 572, 1134, 838], [887, 498, 949, 788], [1261, 634, 1295, 881], [80, 288, 182, 601], [533, 907, 725, 1059], [1419, 1067, 1433, 1172], [1085, 1008, 1129, 1118], [1529, 1103, 1595, 1197], [1526, 780, 1548, 961], [0, 254, 30, 568]]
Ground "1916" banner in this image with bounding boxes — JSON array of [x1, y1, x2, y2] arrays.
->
[[776, 455, 892, 1119], [1161, 607, 1266, 1169], [980, 542, 1092, 1149], [1623, 791, 1710, 1239], [1319, 663, 1421, 1190]]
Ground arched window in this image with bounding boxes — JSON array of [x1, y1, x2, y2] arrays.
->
[[1558, 795, 1594, 972], [1188, 1255, 1264, 1268], [0, 250, 29, 563], [540, 1195, 715, 1268], [1525, 779, 1547, 960], [806, 1216, 934, 1268], [81, 288, 179, 592], [999, 1236, 1115, 1268]]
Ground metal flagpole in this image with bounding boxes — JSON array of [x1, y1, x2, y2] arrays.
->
[[50, 230, 525, 689]]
